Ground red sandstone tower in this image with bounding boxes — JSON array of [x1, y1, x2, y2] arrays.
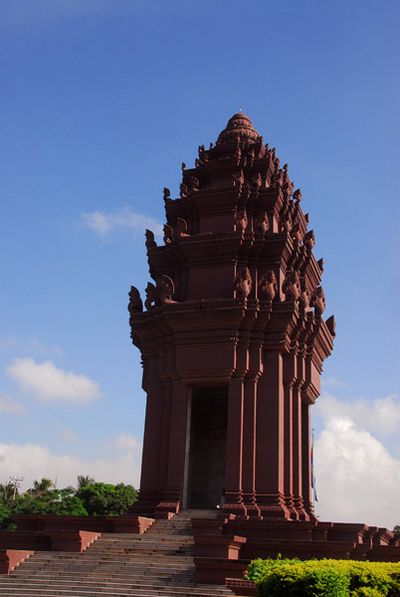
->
[[128, 113, 336, 521]]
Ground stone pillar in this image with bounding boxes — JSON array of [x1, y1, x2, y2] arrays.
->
[[156, 381, 189, 514], [292, 381, 304, 519], [301, 401, 314, 519], [241, 378, 259, 517], [283, 351, 296, 518], [224, 378, 245, 515], [255, 351, 291, 519], [135, 357, 164, 510]]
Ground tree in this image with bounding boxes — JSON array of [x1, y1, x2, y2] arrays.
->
[[76, 482, 138, 516], [28, 478, 54, 497], [393, 525, 400, 539], [0, 482, 15, 504], [0, 477, 138, 528], [77, 475, 95, 490]]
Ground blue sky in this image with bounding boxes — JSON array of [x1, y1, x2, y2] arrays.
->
[[1, 1, 399, 527]]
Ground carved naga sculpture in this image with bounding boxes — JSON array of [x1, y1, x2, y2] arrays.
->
[[163, 224, 174, 245], [145, 229, 157, 249], [235, 209, 248, 232], [128, 286, 143, 315], [174, 217, 190, 239], [251, 172, 262, 189], [255, 212, 269, 234], [188, 176, 200, 193], [259, 270, 278, 301], [156, 275, 176, 305], [283, 269, 301, 301], [325, 314, 336, 338], [163, 187, 171, 202], [311, 285, 326, 315], [304, 229, 316, 250], [293, 188, 303, 205], [144, 276, 177, 309], [179, 183, 189, 198], [144, 282, 157, 310], [292, 222, 303, 243], [233, 267, 252, 299], [300, 289, 311, 310]]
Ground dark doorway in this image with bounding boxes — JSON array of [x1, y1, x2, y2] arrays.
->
[[187, 386, 228, 508]]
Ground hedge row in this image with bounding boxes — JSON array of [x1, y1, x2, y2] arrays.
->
[[245, 557, 400, 596]]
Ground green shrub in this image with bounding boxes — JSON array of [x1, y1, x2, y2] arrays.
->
[[347, 561, 394, 595], [245, 556, 300, 583], [247, 558, 400, 597], [257, 560, 349, 597], [352, 589, 384, 597]]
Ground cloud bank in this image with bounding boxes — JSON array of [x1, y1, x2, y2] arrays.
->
[[0, 433, 142, 490], [6, 358, 101, 404], [314, 394, 400, 530], [0, 394, 25, 415], [82, 208, 163, 238]]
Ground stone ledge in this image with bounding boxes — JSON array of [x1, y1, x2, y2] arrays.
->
[[10, 514, 154, 534]]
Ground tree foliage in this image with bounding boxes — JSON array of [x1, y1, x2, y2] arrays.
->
[[76, 482, 138, 516], [0, 477, 138, 529]]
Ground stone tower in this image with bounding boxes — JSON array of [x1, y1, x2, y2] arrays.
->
[[128, 113, 335, 521]]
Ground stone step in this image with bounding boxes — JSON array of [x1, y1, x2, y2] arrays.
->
[[0, 583, 231, 597], [0, 510, 234, 596], [0, 577, 225, 590], [9, 573, 197, 583], [16, 556, 195, 565]]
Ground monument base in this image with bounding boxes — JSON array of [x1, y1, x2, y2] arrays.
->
[[191, 514, 400, 584]]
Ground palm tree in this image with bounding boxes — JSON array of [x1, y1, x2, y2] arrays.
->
[[28, 478, 54, 497], [77, 475, 95, 490], [0, 482, 15, 503]]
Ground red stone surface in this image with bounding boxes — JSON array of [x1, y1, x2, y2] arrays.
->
[[0, 550, 34, 575], [129, 112, 334, 520]]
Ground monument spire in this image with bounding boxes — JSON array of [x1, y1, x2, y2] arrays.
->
[[129, 113, 334, 520]]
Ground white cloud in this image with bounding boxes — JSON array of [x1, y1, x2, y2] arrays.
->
[[54, 423, 79, 443], [114, 433, 142, 452], [317, 392, 400, 437], [0, 438, 142, 491], [82, 208, 163, 238], [321, 377, 349, 389], [0, 394, 25, 415], [0, 336, 63, 358], [314, 403, 400, 530], [6, 358, 101, 404]]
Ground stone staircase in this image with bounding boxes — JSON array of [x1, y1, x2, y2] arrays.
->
[[0, 509, 235, 597]]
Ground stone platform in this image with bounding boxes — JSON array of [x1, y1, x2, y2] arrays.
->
[[0, 510, 235, 597], [192, 513, 400, 584]]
